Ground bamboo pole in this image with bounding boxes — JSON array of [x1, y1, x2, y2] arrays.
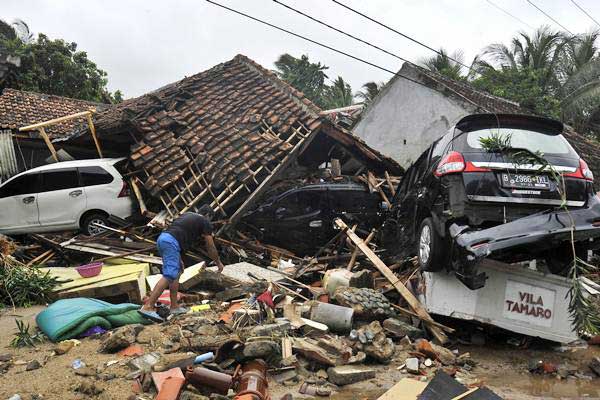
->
[[86, 113, 103, 158], [37, 127, 58, 162]]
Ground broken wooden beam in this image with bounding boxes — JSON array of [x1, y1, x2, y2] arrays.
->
[[334, 218, 448, 344]]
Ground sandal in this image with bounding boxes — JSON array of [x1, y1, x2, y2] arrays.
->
[[137, 309, 165, 323]]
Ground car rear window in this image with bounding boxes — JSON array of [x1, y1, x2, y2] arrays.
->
[[466, 128, 576, 155], [79, 166, 114, 186]]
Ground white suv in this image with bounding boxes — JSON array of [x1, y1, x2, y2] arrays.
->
[[0, 158, 134, 235]]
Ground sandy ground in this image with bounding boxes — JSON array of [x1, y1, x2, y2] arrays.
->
[[0, 305, 599, 400]]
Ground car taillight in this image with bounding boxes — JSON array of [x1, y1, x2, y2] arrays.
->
[[564, 159, 594, 182], [118, 181, 130, 198], [435, 151, 465, 176]]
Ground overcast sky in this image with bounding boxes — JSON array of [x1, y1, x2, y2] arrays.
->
[[3, 0, 600, 99]]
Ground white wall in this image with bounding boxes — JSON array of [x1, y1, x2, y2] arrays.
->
[[354, 67, 474, 168]]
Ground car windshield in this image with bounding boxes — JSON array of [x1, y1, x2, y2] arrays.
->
[[466, 127, 575, 155]]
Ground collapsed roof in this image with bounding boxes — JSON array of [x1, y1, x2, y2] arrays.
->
[[69, 54, 401, 222], [0, 88, 110, 139]]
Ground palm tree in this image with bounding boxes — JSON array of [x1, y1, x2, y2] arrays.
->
[[419, 48, 466, 81], [355, 81, 384, 105], [274, 53, 329, 107], [322, 76, 353, 109], [482, 25, 567, 89]]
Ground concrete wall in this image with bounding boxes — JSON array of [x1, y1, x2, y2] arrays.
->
[[353, 66, 474, 168]]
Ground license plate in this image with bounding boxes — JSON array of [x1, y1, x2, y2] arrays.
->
[[501, 173, 550, 190]]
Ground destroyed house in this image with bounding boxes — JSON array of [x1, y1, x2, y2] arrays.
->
[[354, 62, 600, 176], [0, 88, 111, 180], [67, 54, 401, 223]]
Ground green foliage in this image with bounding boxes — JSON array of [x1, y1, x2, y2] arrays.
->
[[322, 76, 353, 109], [0, 256, 58, 308], [568, 257, 600, 335], [0, 20, 122, 103], [472, 67, 561, 118], [10, 319, 45, 348], [478, 131, 513, 153], [274, 53, 355, 110], [274, 53, 329, 108], [420, 48, 466, 81], [356, 81, 384, 106]]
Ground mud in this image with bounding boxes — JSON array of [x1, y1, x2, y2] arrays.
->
[[1, 306, 599, 399]]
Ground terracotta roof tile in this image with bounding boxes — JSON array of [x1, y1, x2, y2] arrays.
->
[[0, 88, 110, 139]]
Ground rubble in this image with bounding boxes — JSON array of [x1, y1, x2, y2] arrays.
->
[[326, 365, 376, 385], [1, 55, 600, 400]]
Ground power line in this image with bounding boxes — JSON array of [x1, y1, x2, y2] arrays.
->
[[272, 0, 411, 64], [484, 0, 534, 30], [204, 0, 431, 87], [330, 0, 474, 73], [204, 0, 503, 114], [524, 0, 574, 35], [570, 0, 600, 29]]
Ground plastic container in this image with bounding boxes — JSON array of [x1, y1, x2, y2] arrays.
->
[[193, 352, 215, 364], [76, 262, 103, 278]]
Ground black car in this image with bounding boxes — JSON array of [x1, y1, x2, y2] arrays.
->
[[241, 181, 385, 255], [383, 113, 600, 289]]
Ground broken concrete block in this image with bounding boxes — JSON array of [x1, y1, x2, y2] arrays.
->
[[242, 340, 281, 365], [326, 365, 376, 385], [415, 339, 455, 366], [383, 318, 423, 339], [292, 337, 351, 366], [350, 321, 395, 363], [128, 352, 161, 372], [405, 357, 420, 374], [26, 360, 41, 371], [430, 343, 456, 366], [249, 320, 291, 336], [99, 324, 144, 353]]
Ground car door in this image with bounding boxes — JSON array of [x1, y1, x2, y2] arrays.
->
[[391, 148, 432, 253], [0, 172, 41, 233], [37, 168, 87, 228]]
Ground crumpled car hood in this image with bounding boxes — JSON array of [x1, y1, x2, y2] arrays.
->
[[451, 193, 600, 264]]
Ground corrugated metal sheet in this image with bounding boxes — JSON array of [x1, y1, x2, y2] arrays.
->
[[0, 129, 18, 181]]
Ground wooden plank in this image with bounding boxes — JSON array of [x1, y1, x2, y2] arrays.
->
[[384, 171, 396, 197], [347, 229, 375, 271], [281, 337, 293, 359], [220, 123, 319, 233], [451, 388, 479, 400], [38, 127, 58, 162], [63, 243, 162, 264], [391, 304, 455, 333], [86, 113, 103, 158], [130, 178, 148, 215], [19, 110, 94, 131], [377, 378, 427, 400], [335, 218, 448, 344]]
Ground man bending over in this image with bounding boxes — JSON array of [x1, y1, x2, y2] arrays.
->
[[139, 205, 224, 321]]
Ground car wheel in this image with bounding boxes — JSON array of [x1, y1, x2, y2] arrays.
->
[[82, 213, 108, 236], [418, 218, 446, 272], [544, 243, 587, 276]]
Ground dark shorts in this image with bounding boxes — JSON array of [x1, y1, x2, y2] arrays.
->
[[156, 232, 181, 282]]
